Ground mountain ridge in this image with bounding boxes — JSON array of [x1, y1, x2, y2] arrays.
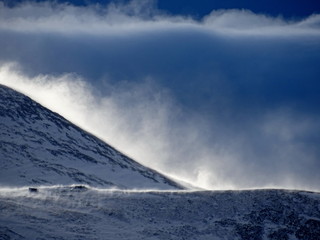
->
[[0, 84, 183, 189]]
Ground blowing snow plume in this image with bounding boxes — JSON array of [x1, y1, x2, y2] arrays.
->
[[0, 0, 320, 191], [0, 84, 183, 189]]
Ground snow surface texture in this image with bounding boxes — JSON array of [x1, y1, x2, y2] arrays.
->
[[1, 84, 320, 240], [0, 84, 182, 189], [0, 186, 319, 240]]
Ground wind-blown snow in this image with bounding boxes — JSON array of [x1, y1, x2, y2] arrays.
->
[[0, 84, 182, 190]]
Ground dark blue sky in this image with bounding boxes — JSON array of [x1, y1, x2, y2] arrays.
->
[[4, 0, 320, 18], [158, 0, 320, 18]]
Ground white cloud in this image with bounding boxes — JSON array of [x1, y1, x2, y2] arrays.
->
[[0, 1, 319, 36]]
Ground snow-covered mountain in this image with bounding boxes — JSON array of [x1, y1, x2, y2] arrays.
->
[[1, 84, 320, 240], [0, 84, 182, 189]]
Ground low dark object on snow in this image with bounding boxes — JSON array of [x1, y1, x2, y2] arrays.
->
[[29, 187, 38, 193], [72, 185, 88, 191]]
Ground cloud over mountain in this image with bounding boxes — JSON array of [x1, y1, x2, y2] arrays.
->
[[1, 0, 319, 190]]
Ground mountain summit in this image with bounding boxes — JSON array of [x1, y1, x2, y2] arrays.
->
[[0, 84, 182, 189]]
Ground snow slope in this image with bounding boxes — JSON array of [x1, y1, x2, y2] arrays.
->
[[0, 186, 319, 240], [0, 84, 182, 189]]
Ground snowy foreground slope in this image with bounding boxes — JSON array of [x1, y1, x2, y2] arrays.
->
[[1, 84, 320, 240], [0, 186, 319, 240], [0, 84, 181, 189]]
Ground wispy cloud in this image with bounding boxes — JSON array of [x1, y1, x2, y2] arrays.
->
[[1, 1, 319, 35]]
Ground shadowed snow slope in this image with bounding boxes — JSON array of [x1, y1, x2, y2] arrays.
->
[[0, 84, 182, 189]]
